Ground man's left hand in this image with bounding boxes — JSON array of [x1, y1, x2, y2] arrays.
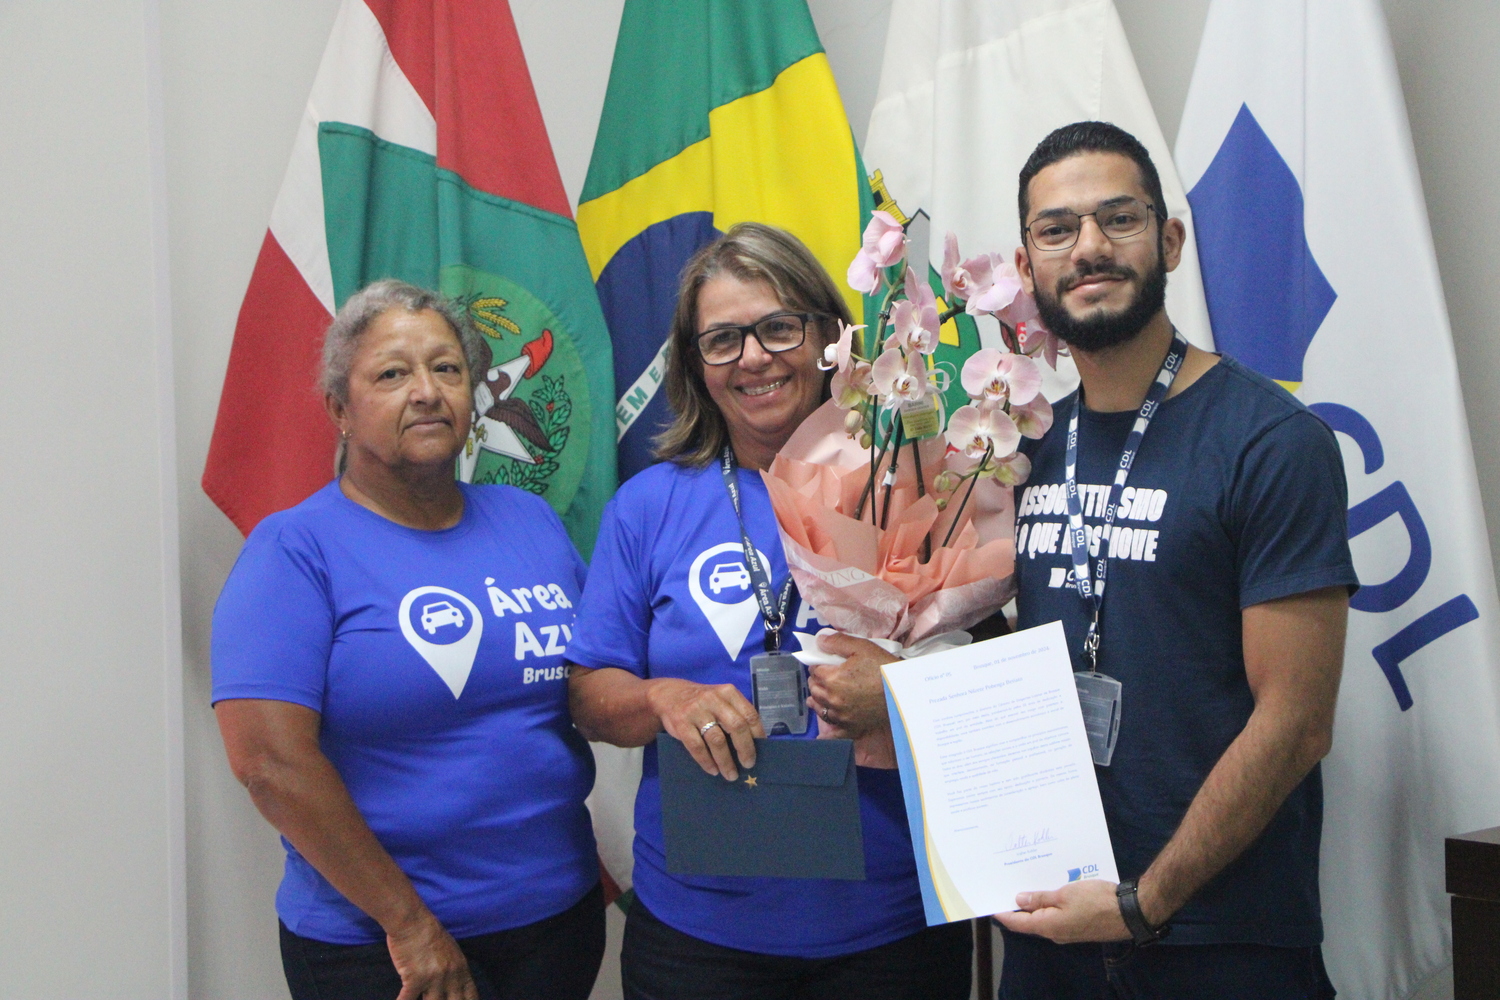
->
[[993, 879, 1132, 944]]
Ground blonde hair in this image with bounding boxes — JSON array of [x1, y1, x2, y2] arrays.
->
[[654, 223, 854, 467]]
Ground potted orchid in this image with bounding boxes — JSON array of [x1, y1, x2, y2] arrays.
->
[[838, 211, 1061, 547], [758, 211, 1066, 651]]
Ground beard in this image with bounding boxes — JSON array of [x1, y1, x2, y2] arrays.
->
[[1033, 247, 1168, 353]]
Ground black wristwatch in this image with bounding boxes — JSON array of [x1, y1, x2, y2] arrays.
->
[[1116, 879, 1171, 947]]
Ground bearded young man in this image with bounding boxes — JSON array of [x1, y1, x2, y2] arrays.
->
[[993, 122, 1356, 999]]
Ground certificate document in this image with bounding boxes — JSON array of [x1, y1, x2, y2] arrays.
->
[[882, 621, 1118, 925]]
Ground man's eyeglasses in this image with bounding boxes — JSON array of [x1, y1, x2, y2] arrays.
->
[[1025, 198, 1161, 252], [695, 312, 824, 366]]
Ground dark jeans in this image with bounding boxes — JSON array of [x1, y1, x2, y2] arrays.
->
[[998, 926, 1337, 1000], [621, 897, 971, 1000], [280, 882, 605, 1000]]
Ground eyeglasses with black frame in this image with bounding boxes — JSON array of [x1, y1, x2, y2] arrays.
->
[[695, 312, 825, 366], [1025, 197, 1161, 252]]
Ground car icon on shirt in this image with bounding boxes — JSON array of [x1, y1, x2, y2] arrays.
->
[[420, 601, 465, 634], [708, 561, 752, 594]]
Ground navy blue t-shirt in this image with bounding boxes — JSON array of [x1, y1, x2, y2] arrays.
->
[[212, 481, 598, 944], [1015, 355, 1357, 947], [568, 460, 928, 958]]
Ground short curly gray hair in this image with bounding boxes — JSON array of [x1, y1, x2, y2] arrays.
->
[[320, 279, 491, 405]]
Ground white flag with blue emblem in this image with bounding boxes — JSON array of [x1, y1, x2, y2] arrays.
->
[[863, 0, 1215, 406], [1176, 1, 1500, 996]]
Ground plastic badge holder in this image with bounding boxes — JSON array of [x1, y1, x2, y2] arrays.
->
[[1074, 670, 1123, 766], [751, 652, 809, 735]]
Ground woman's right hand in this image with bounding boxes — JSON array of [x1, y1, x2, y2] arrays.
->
[[647, 677, 765, 780], [387, 911, 478, 1000]]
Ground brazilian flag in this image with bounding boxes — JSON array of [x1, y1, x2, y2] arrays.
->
[[576, 0, 874, 481]]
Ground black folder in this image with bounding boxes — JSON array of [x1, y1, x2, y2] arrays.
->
[[657, 734, 866, 880]]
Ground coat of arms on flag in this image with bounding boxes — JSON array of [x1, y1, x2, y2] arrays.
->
[[203, 0, 616, 555]]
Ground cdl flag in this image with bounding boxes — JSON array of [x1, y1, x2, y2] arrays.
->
[[1176, 1, 1500, 996], [863, 0, 1215, 407], [203, 0, 616, 555]]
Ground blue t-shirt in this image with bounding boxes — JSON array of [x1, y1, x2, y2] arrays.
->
[[1015, 356, 1357, 947], [211, 481, 598, 945], [568, 460, 927, 958]]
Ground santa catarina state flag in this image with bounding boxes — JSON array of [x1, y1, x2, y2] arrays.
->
[[203, 0, 616, 556], [576, 0, 872, 482]]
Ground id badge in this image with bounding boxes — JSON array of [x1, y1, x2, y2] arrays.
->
[[751, 653, 809, 736], [1073, 671, 1123, 767]]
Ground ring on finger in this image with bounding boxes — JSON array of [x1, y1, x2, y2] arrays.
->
[[820, 707, 830, 721], [699, 720, 719, 735]]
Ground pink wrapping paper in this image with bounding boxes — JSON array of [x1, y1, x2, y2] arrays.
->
[[761, 400, 1016, 645]]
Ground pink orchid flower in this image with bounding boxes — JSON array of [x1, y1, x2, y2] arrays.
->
[[1009, 394, 1054, 439], [831, 360, 874, 409], [847, 211, 907, 293], [940, 231, 995, 303], [820, 320, 864, 371], [1017, 318, 1066, 369], [984, 450, 1033, 485], [997, 276, 1038, 327], [960, 348, 1043, 406], [941, 233, 1029, 318], [945, 403, 1021, 461], [870, 347, 928, 405], [892, 299, 939, 355], [967, 259, 1025, 317], [904, 266, 938, 314]]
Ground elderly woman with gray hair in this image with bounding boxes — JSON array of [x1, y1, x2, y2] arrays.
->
[[212, 280, 603, 1000]]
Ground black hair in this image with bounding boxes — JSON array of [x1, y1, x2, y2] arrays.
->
[[1017, 122, 1167, 241]]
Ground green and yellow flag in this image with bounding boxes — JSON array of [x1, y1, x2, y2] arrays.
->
[[577, 0, 873, 481]]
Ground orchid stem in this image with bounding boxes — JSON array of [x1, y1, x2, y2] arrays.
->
[[854, 268, 916, 525], [855, 413, 901, 522], [941, 444, 993, 548], [880, 423, 906, 530], [871, 275, 903, 356], [939, 304, 963, 324], [911, 438, 932, 563]]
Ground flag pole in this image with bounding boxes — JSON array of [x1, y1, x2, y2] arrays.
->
[[974, 917, 993, 996]]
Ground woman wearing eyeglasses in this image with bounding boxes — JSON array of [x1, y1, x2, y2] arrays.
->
[[566, 224, 972, 1000]]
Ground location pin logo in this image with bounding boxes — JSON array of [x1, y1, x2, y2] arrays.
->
[[398, 586, 484, 698], [688, 542, 772, 660]]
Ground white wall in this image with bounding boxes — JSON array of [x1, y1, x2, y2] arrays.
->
[[0, 1, 185, 996], [1, 0, 1488, 996], [159, 6, 344, 996]]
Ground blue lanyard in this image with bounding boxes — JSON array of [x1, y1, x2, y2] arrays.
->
[[1064, 330, 1188, 670], [720, 446, 796, 653]]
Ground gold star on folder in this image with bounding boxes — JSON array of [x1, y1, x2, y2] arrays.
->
[[744, 776, 758, 788]]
